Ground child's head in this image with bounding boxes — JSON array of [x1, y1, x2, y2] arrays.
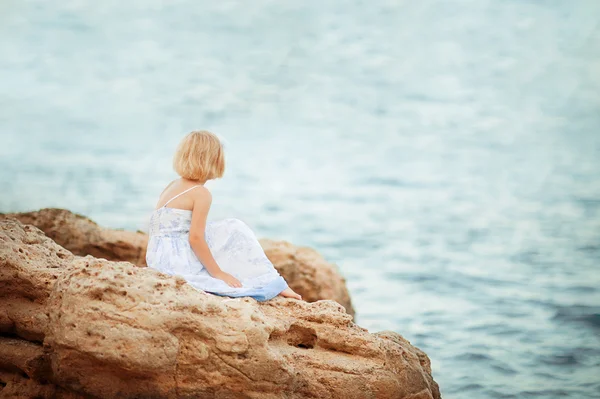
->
[[173, 130, 225, 181]]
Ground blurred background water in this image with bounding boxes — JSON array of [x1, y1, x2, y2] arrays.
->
[[1, 0, 599, 397]]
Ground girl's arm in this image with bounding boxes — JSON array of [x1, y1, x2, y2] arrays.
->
[[188, 187, 242, 288]]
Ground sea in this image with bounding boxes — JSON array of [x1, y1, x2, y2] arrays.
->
[[1, 1, 599, 398]]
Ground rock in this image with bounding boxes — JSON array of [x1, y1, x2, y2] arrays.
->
[[260, 239, 355, 317], [0, 208, 148, 266], [2, 209, 355, 316], [0, 337, 50, 381], [0, 219, 75, 342], [0, 370, 53, 399], [0, 369, 89, 399], [0, 219, 440, 399]]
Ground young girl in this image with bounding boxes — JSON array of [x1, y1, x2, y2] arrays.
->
[[146, 131, 302, 301]]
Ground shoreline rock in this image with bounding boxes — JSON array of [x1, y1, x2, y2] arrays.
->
[[0, 208, 148, 266], [1, 209, 355, 316], [260, 239, 354, 317], [0, 218, 440, 399]]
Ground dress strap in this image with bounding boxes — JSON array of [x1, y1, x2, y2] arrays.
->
[[162, 185, 204, 208]]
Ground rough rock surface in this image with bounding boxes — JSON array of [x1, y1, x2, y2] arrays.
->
[[0, 218, 440, 399], [260, 239, 354, 316], [2, 209, 355, 316], [0, 208, 148, 266]]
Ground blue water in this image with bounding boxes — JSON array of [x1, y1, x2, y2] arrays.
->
[[1, 1, 599, 398]]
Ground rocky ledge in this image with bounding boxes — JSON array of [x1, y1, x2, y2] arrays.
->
[[0, 217, 440, 399], [0, 209, 355, 317]]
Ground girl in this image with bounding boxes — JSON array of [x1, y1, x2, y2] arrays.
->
[[146, 131, 302, 301]]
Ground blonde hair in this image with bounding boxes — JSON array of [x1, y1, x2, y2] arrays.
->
[[173, 130, 225, 181]]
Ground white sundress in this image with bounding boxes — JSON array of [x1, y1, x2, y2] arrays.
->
[[146, 185, 288, 301]]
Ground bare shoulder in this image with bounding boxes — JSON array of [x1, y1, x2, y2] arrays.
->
[[190, 185, 212, 203], [189, 186, 212, 218]]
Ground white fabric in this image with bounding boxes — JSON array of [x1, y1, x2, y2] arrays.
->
[[146, 205, 288, 301]]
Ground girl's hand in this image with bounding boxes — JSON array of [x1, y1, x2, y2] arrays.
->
[[215, 272, 242, 288]]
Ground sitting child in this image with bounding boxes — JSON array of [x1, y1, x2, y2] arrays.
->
[[146, 130, 301, 301]]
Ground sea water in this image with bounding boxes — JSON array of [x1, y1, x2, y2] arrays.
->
[[1, 1, 599, 398]]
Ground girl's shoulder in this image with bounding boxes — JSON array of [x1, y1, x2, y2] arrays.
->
[[190, 183, 210, 194], [191, 184, 212, 200], [179, 183, 211, 203]]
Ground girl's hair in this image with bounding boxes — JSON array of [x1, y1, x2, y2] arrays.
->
[[173, 130, 225, 181]]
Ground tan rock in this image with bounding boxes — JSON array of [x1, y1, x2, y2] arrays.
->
[[0, 370, 89, 399], [0, 221, 90, 399], [0, 370, 52, 399], [0, 337, 50, 381], [3, 209, 355, 316], [0, 219, 75, 341], [0, 208, 148, 266], [261, 239, 355, 317], [0, 219, 440, 399]]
